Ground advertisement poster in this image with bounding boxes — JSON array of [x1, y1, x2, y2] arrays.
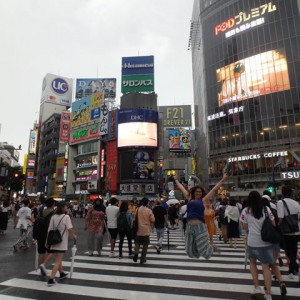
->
[[75, 78, 116, 99], [169, 128, 191, 153], [71, 92, 104, 128], [29, 130, 38, 154], [217, 49, 290, 106]]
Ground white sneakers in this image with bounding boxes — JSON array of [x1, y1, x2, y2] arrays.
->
[[109, 251, 117, 257], [251, 286, 263, 295]]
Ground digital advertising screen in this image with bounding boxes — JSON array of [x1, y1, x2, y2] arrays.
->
[[217, 49, 290, 106], [119, 150, 155, 181], [117, 109, 158, 148]]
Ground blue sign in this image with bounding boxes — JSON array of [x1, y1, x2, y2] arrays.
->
[[51, 78, 69, 94], [122, 56, 154, 76], [118, 109, 158, 124]]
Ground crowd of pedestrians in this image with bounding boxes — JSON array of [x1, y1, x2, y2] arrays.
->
[[0, 177, 299, 299]]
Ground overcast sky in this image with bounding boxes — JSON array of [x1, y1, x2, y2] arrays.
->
[[0, 0, 194, 165]]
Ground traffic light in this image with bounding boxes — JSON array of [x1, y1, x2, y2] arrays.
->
[[293, 162, 297, 168], [14, 173, 19, 178], [267, 185, 274, 194]]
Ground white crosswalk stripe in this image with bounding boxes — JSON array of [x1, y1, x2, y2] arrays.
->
[[0, 228, 299, 299]]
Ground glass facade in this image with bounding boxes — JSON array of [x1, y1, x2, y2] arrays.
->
[[191, 0, 300, 193]]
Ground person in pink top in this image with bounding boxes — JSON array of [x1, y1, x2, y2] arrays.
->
[[132, 197, 155, 264], [85, 198, 106, 256]]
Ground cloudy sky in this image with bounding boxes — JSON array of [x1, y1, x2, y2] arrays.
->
[[0, 0, 194, 165]]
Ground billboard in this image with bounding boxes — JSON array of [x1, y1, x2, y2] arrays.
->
[[122, 74, 154, 93], [119, 150, 155, 180], [159, 105, 192, 128], [75, 78, 116, 100], [117, 109, 158, 148], [217, 49, 290, 106], [59, 111, 71, 143], [107, 109, 118, 141], [41, 73, 73, 106], [71, 92, 104, 128], [70, 124, 100, 145], [121, 56, 154, 93], [105, 141, 118, 193], [29, 130, 38, 154], [168, 128, 191, 153]]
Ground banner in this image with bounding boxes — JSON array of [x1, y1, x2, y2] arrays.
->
[[29, 130, 38, 154], [59, 111, 71, 142]]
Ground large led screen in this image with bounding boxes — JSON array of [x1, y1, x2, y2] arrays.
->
[[119, 150, 155, 180], [217, 49, 290, 107], [117, 109, 158, 148]]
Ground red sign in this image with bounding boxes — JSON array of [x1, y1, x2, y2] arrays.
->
[[59, 111, 71, 142], [105, 141, 118, 193]]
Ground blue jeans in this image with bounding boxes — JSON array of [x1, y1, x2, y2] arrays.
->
[[156, 227, 165, 247]]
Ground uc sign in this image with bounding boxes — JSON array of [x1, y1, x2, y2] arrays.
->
[[52, 78, 69, 94]]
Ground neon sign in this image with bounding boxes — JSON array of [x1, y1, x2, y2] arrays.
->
[[215, 2, 277, 38]]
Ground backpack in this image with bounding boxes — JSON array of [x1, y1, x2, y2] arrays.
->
[[33, 208, 54, 240], [117, 212, 130, 233]]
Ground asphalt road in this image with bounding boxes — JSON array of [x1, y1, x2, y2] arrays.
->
[[0, 215, 87, 283]]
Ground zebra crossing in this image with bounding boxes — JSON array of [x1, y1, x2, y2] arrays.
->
[[0, 228, 299, 300]]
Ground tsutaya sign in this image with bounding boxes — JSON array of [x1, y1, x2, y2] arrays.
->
[[281, 171, 300, 180], [228, 151, 288, 162], [214, 2, 277, 38]]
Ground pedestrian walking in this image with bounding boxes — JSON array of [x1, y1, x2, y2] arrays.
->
[[180, 200, 188, 234], [133, 197, 155, 264], [43, 201, 77, 286], [0, 197, 10, 235], [240, 191, 286, 299], [225, 198, 240, 248], [84, 198, 106, 256], [152, 201, 167, 253], [13, 198, 32, 251], [117, 201, 133, 258], [203, 200, 216, 248], [33, 197, 55, 272], [106, 197, 119, 257], [277, 186, 300, 279]]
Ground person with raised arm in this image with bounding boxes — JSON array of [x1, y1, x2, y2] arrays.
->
[[173, 173, 228, 259]]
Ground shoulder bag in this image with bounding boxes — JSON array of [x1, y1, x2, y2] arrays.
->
[[47, 215, 66, 245], [279, 200, 299, 234], [261, 206, 282, 244]]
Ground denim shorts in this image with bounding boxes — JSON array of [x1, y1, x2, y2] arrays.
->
[[247, 244, 277, 264]]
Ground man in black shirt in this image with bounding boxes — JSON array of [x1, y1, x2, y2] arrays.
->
[[152, 201, 167, 253]]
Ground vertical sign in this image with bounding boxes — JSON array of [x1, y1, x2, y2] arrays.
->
[[59, 111, 71, 142]]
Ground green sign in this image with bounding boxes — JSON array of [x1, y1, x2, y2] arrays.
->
[[121, 74, 154, 93]]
